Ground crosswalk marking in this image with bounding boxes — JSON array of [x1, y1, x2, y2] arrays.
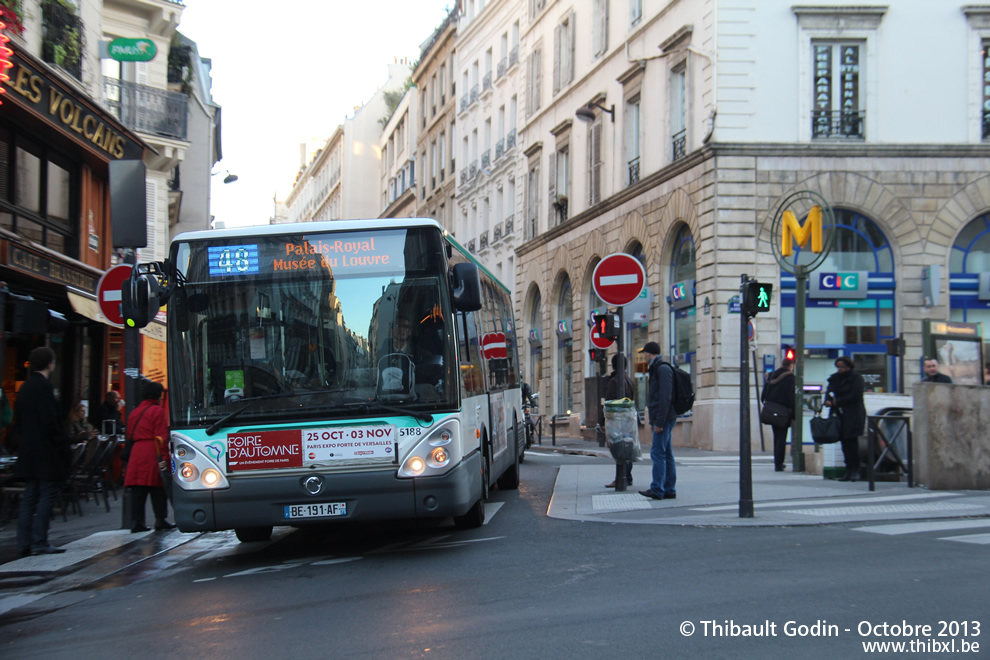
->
[[781, 502, 981, 517], [855, 520, 990, 535], [939, 533, 990, 545], [695, 491, 957, 512]]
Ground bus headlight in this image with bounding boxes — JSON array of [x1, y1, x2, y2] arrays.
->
[[406, 456, 426, 475], [170, 434, 230, 490], [397, 422, 460, 478], [429, 447, 449, 467], [179, 463, 199, 481], [201, 468, 223, 488]]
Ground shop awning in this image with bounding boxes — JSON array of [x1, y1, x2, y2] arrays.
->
[[67, 290, 115, 327]]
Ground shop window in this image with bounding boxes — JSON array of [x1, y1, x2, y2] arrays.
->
[[47, 161, 71, 222], [949, 214, 990, 345], [556, 276, 573, 414], [15, 144, 41, 213], [668, 225, 696, 359]]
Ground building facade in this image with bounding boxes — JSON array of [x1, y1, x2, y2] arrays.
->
[[507, 0, 990, 452], [380, 88, 418, 219], [412, 6, 459, 234]]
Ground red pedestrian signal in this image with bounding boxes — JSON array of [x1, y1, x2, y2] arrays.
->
[[784, 346, 796, 362], [593, 313, 619, 341]]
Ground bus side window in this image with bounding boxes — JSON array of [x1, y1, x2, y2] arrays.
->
[[457, 309, 485, 397]]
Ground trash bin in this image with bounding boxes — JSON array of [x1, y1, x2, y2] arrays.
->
[[603, 398, 642, 463]]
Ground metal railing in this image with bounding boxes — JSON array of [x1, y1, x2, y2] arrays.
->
[[492, 222, 503, 243], [460, 170, 468, 186], [495, 138, 504, 160], [479, 230, 489, 250], [627, 156, 640, 185], [470, 85, 479, 104], [671, 129, 686, 162], [497, 58, 507, 79], [509, 45, 519, 67], [103, 79, 189, 139], [460, 96, 468, 113], [504, 214, 514, 237], [866, 409, 913, 491], [468, 238, 477, 253], [481, 150, 491, 170], [483, 71, 492, 91], [506, 128, 516, 149], [812, 110, 865, 140]]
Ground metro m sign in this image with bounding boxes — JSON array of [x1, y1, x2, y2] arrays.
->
[[781, 205, 823, 257]]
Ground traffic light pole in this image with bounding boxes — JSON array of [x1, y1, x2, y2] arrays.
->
[[613, 306, 627, 492], [121, 249, 141, 529], [739, 275, 754, 518], [792, 266, 807, 473]]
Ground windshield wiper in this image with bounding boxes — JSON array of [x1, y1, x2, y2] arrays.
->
[[205, 390, 327, 436], [341, 401, 433, 424]]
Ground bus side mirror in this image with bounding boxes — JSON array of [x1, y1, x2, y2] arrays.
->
[[452, 262, 482, 312], [172, 288, 189, 333]]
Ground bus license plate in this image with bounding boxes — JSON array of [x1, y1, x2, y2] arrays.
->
[[284, 502, 347, 519]]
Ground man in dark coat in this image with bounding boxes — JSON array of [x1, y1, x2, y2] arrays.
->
[[639, 342, 678, 500], [922, 358, 953, 384], [762, 357, 796, 472], [91, 390, 124, 436], [825, 356, 867, 482], [14, 346, 69, 556]]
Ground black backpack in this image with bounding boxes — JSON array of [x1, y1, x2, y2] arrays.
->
[[661, 361, 695, 415]]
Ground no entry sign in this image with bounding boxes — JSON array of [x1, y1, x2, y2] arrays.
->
[[593, 253, 646, 307], [481, 332, 507, 360], [96, 264, 132, 327], [590, 329, 614, 349]]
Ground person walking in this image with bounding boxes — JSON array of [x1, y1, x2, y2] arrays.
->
[[14, 346, 69, 556], [124, 381, 174, 532], [761, 357, 796, 472], [638, 342, 677, 500], [825, 356, 867, 482], [921, 358, 953, 383], [604, 353, 636, 488]]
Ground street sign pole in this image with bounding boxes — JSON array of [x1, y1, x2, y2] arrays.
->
[[792, 265, 807, 473], [613, 305, 626, 492], [739, 275, 754, 518]]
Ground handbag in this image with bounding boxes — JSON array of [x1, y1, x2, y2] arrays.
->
[[810, 408, 842, 444], [120, 406, 151, 461], [760, 400, 791, 427]]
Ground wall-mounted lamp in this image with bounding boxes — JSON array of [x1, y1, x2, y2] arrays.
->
[[575, 101, 615, 123], [212, 169, 239, 184]]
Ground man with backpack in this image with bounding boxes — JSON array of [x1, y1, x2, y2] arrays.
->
[[639, 342, 678, 501]]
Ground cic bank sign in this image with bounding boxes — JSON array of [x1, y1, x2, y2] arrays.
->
[[770, 191, 835, 275]]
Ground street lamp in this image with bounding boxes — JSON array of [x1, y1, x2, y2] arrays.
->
[[212, 169, 239, 184], [575, 101, 614, 123]]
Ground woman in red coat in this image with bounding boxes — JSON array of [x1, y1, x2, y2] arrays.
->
[[124, 381, 174, 532]]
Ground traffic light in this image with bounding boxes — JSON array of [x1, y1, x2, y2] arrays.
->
[[741, 281, 773, 316], [589, 348, 606, 363], [121, 271, 161, 328], [783, 345, 796, 362], [593, 313, 620, 341]]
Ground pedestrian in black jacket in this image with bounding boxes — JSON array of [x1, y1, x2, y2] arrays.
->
[[762, 357, 796, 472], [825, 356, 867, 482], [922, 358, 953, 383], [14, 346, 69, 556]]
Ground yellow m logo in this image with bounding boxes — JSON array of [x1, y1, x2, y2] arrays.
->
[[781, 205, 823, 257]]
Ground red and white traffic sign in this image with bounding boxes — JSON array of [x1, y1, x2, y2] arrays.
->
[[481, 332, 507, 360], [593, 253, 646, 307], [96, 264, 132, 327], [590, 328, 614, 349]]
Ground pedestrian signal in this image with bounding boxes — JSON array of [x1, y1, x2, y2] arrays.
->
[[593, 313, 620, 341], [784, 345, 796, 362], [742, 281, 773, 316]]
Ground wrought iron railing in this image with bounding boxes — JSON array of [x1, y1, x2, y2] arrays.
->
[[460, 96, 468, 113], [479, 230, 489, 250], [481, 150, 491, 170], [492, 222, 503, 243], [671, 129, 686, 162], [470, 85, 479, 104], [504, 214, 514, 237], [483, 71, 492, 91], [460, 170, 468, 186], [497, 58, 507, 79], [812, 110, 865, 140], [509, 45, 519, 67], [495, 138, 504, 160], [470, 160, 478, 178], [103, 79, 189, 139], [468, 238, 477, 253], [627, 156, 640, 185], [507, 128, 516, 149]]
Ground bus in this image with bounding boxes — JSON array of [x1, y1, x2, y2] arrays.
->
[[161, 219, 524, 542]]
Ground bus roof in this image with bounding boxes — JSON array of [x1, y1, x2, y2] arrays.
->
[[171, 218, 445, 245]]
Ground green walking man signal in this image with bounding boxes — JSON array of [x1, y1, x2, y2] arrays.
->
[[742, 281, 773, 317]]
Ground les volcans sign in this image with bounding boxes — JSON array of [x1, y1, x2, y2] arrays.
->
[[108, 38, 157, 62]]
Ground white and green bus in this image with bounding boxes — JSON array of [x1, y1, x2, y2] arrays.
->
[[162, 219, 524, 542]]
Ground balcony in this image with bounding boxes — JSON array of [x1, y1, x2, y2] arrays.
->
[[470, 85, 479, 105], [671, 129, 686, 162], [495, 138, 504, 160], [492, 222, 503, 244], [481, 150, 491, 171], [482, 71, 492, 93], [479, 230, 489, 251], [627, 156, 640, 185], [460, 96, 469, 113], [497, 58, 507, 80], [469, 160, 478, 178], [104, 79, 189, 140], [42, 1, 84, 80], [506, 128, 516, 150], [504, 214, 514, 238], [812, 110, 865, 140], [460, 170, 468, 186], [509, 45, 519, 68], [468, 238, 477, 253]]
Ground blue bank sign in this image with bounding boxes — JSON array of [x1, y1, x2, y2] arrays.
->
[[809, 271, 868, 299]]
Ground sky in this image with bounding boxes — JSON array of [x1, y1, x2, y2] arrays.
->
[[176, 0, 456, 227]]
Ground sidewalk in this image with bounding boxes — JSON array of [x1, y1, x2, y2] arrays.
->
[[531, 434, 990, 527]]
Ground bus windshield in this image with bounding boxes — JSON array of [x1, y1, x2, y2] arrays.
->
[[167, 226, 458, 428]]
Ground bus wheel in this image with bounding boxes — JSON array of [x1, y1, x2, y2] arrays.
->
[[454, 447, 489, 529], [235, 526, 273, 543], [497, 427, 521, 490]]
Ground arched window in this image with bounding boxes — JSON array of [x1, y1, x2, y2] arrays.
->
[[555, 276, 574, 415], [781, 208, 895, 392], [528, 289, 544, 393], [949, 213, 990, 352], [667, 225, 696, 362]]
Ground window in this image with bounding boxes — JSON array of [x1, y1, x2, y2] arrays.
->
[[526, 161, 540, 239], [592, 0, 609, 58], [528, 44, 543, 115], [670, 66, 686, 161], [430, 141, 437, 189], [440, 65, 446, 105], [812, 42, 864, 139], [431, 74, 438, 115], [625, 95, 641, 185], [630, 0, 642, 26], [530, 0, 546, 20], [553, 12, 575, 94], [587, 118, 602, 206], [439, 132, 446, 180]]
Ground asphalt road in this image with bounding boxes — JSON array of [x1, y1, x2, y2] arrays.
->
[[1, 452, 986, 659]]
